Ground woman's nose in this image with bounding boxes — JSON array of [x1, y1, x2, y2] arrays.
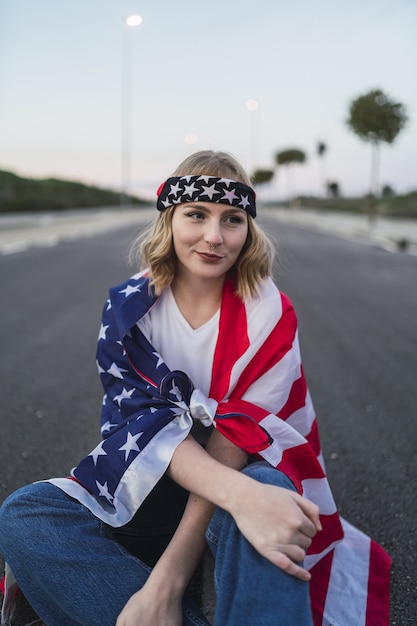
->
[[204, 220, 223, 245]]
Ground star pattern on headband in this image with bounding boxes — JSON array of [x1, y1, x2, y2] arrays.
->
[[156, 176, 256, 217], [221, 188, 238, 204], [183, 182, 199, 197], [201, 183, 219, 200]]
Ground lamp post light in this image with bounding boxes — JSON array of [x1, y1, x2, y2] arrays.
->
[[121, 14, 143, 207], [245, 99, 259, 175]]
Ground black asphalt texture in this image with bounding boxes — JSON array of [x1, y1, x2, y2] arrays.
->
[[1, 213, 416, 625]]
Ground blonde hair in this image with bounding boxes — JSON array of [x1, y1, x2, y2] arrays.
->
[[131, 150, 275, 299]]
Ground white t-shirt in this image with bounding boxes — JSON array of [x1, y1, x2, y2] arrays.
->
[[137, 287, 219, 395]]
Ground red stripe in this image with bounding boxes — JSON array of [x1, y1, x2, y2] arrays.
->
[[365, 539, 391, 625], [278, 442, 326, 491], [306, 420, 321, 457], [216, 398, 270, 423], [278, 369, 308, 421], [308, 512, 344, 555], [230, 291, 297, 399], [309, 549, 334, 626], [210, 279, 249, 400], [214, 399, 272, 452]]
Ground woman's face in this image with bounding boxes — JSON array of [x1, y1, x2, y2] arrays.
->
[[171, 201, 248, 285]]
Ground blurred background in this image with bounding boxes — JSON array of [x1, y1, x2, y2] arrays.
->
[[0, 0, 416, 209]]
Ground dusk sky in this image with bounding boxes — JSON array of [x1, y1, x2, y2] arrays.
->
[[1, 0, 416, 201]]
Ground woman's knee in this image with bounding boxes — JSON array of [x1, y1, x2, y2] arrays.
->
[[242, 461, 297, 492], [0, 486, 33, 553], [0, 483, 60, 555]]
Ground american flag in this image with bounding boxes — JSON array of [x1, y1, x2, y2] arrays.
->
[[48, 272, 390, 626]]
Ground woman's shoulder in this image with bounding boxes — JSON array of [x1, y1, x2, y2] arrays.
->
[[105, 270, 157, 338], [248, 277, 295, 314], [109, 269, 150, 297], [238, 278, 297, 337]]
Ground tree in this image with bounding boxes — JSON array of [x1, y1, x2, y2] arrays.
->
[[382, 184, 395, 198], [251, 169, 274, 186], [317, 141, 327, 158], [346, 89, 407, 198], [327, 181, 340, 198], [316, 141, 327, 196], [275, 149, 307, 203], [275, 148, 306, 167]]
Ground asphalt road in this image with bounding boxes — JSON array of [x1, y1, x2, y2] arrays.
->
[[1, 215, 416, 624]]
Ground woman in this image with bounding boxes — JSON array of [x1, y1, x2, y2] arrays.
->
[[0, 151, 390, 626]]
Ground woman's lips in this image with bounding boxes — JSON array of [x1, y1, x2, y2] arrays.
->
[[196, 251, 224, 262]]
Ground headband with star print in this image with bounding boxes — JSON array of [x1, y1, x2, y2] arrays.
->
[[156, 176, 256, 218]]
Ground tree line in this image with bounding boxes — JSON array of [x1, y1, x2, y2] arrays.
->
[[0, 170, 145, 213]]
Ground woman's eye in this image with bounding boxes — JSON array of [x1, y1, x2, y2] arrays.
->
[[226, 215, 244, 224], [187, 211, 205, 220]]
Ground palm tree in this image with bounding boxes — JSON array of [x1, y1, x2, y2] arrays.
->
[[347, 89, 407, 199], [251, 169, 274, 186], [316, 141, 327, 196], [275, 149, 307, 204]]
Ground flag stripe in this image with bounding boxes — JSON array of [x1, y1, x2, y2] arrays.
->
[[210, 280, 249, 400], [309, 549, 334, 626], [365, 540, 391, 625], [230, 292, 297, 399], [278, 368, 308, 420]]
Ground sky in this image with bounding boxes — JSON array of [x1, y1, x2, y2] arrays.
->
[[1, 0, 416, 201]]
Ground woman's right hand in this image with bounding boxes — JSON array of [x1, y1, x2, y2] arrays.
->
[[228, 479, 321, 580]]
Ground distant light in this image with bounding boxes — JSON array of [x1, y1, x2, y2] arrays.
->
[[245, 99, 259, 111], [125, 14, 143, 27], [185, 133, 198, 145]]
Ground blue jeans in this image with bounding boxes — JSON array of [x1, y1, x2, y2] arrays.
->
[[0, 463, 313, 625]]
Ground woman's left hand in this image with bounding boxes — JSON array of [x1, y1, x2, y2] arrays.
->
[[116, 582, 183, 626]]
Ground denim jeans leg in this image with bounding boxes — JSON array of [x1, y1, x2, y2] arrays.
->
[[0, 482, 210, 626], [206, 462, 313, 626]]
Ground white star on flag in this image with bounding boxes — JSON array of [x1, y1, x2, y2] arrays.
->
[[222, 188, 238, 204], [153, 351, 164, 368], [119, 431, 143, 461], [170, 381, 183, 403], [113, 387, 135, 406], [107, 362, 128, 379], [98, 324, 109, 341], [119, 284, 142, 298], [101, 419, 114, 435], [89, 441, 107, 465], [96, 480, 114, 503]]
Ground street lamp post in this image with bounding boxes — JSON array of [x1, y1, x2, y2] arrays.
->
[[121, 14, 143, 207], [245, 99, 259, 175]]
